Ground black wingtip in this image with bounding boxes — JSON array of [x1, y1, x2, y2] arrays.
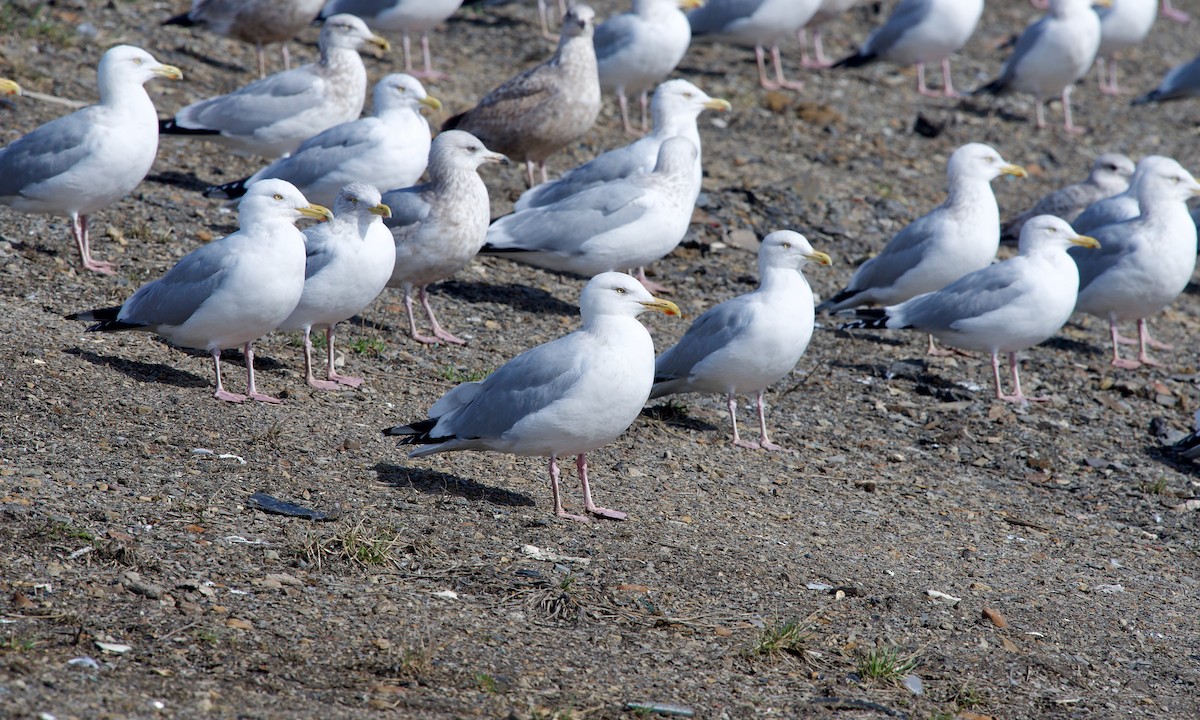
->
[[441, 112, 467, 132], [1130, 91, 1158, 107], [66, 306, 146, 333], [163, 11, 195, 27], [815, 288, 862, 314], [204, 177, 249, 200], [382, 418, 437, 445], [159, 118, 220, 136], [837, 308, 891, 331], [972, 78, 1005, 97], [832, 51, 874, 69], [477, 243, 527, 255]]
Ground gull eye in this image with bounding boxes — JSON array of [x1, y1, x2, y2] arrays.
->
[[780, 242, 791, 249], [349, 197, 358, 204], [273, 193, 283, 201], [466, 145, 479, 153], [133, 57, 144, 65], [615, 287, 626, 295]]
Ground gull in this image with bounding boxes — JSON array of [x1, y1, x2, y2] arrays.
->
[[1036, 0, 1189, 23], [839, 216, 1101, 404], [442, 5, 600, 187], [688, 0, 821, 91], [594, 0, 700, 134], [318, 0, 464, 79], [1132, 53, 1200, 105], [160, 14, 390, 159], [974, 0, 1107, 133], [66, 180, 332, 403], [383, 131, 509, 345], [277, 183, 394, 390], [0, 78, 21, 96], [833, 0, 983, 97], [1001, 152, 1134, 241], [1095, 0, 1158, 95], [204, 74, 440, 207], [384, 272, 680, 523], [798, 0, 861, 68], [0, 46, 182, 275], [164, 0, 324, 77], [650, 231, 831, 450], [1072, 155, 1158, 233], [481, 136, 699, 292], [514, 79, 730, 211], [1070, 156, 1200, 368], [816, 143, 1027, 354]]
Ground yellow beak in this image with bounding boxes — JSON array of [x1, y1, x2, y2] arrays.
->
[[298, 203, 334, 222], [0, 78, 22, 96], [804, 250, 833, 266], [1092, 0, 1112, 6], [640, 298, 682, 317], [678, 0, 704, 8], [1000, 164, 1028, 179], [419, 95, 443, 112], [1070, 235, 1100, 249], [704, 97, 732, 112], [368, 34, 391, 53], [369, 202, 392, 218], [155, 65, 184, 81]]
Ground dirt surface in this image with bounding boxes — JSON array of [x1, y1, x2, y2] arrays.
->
[[2, 1, 1200, 718]]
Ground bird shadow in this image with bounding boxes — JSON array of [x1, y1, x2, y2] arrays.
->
[[640, 402, 720, 433], [147, 170, 212, 194], [172, 46, 250, 76], [437, 280, 577, 316], [344, 314, 397, 334], [954, 98, 1033, 127], [65, 347, 209, 389], [1039, 335, 1102, 357], [833, 359, 977, 403], [373, 463, 536, 507], [823, 325, 908, 349]]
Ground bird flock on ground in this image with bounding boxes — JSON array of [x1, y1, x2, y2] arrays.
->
[[1, 0, 1199, 521]]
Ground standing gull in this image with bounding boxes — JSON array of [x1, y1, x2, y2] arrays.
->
[[1001, 153, 1133, 241], [594, 0, 700, 134], [442, 5, 600, 187], [482, 136, 699, 292], [164, 0, 324, 77], [833, 0, 983, 97], [1095, 0, 1158, 95], [318, 0, 464, 79], [816, 143, 1027, 354], [66, 180, 332, 403], [515, 79, 730, 211], [383, 131, 509, 345], [798, 0, 861, 68], [204, 74, 440, 207], [384, 272, 680, 523], [974, 0, 1106, 133], [687, 0, 820, 91], [650, 231, 831, 450], [1069, 156, 1200, 368], [1071, 155, 1160, 233], [278, 183, 394, 390], [840, 216, 1101, 404], [1132, 53, 1200, 105], [160, 14, 389, 159], [0, 46, 182, 275]]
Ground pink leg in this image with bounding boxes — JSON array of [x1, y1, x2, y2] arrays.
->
[[752, 390, 783, 451], [401, 33, 416, 74], [1007, 352, 1050, 403], [539, 162, 548, 185], [326, 325, 364, 387], [412, 35, 447, 81], [281, 43, 290, 72], [1109, 318, 1141, 369], [72, 213, 115, 275], [244, 342, 284, 404], [1161, 0, 1190, 22], [639, 91, 650, 133], [578, 454, 626, 520], [926, 334, 974, 357], [549, 455, 589, 523], [616, 91, 639, 135], [255, 43, 267, 78], [1136, 318, 1170, 366], [211, 348, 247, 403], [420, 286, 467, 345], [525, 160, 537, 188], [1098, 56, 1122, 95], [1062, 86, 1085, 134], [404, 286, 451, 345], [634, 267, 670, 294], [916, 62, 938, 97], [729, 393, 759, 450], [755, 45, 779, 90], [940, 57, 960, 97], [813, 29, 831, 67], [303, 327, 340, 391], [799, 28, 832, 68], [770, 45, 805, 91], [1034, 99, 1047, 130]]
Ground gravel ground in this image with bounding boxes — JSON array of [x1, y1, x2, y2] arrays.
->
[[2, 1, 1199, 718]]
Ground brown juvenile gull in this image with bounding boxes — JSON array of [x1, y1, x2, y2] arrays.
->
[[442, 4, 600, 187], [384, 272, 680, 523], [164, 0, 324, 77], [1001, 153, 1133, 242], [160, 14, 389, 159], [382, 131, 509, 345], [66, 180, 332, 403], [0, 46, 182, 275], [650, 231, 831, 451]]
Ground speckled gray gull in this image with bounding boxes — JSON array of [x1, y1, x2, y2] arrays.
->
[[816, 143, 1027, 354], [1133, 53, 1200, 105], [974, 0, 1104, 133], [1095, 0, 1157, 94], [204, 74, 440, 207], [840, 216, 1101, 404], [1071, 155, 1161, 233], [164, 0, 324, 77], [514, 79, 729, 211], [319, 0, 464, 78], [1001, 153, 1133, 242], [833, 0, 983, 97], [442, 5, 600, 187], [688, 0, 821, 90], [384, 272, 680, 523], [595, 0, 700, 134], [1070, 157, 1200, 369], [650, 231, 831, 450], [66, 180, 332, 403], [798, 0, 861, 68], [0, 46, 181, 275], [277, 183, 394, 390], [482, 136, 699, 292], [383, 131, 508, 345], [160, 14, 389, 159]]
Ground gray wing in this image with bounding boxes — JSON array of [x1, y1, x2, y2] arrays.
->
[[863, 0, 933, 56], [594, 14, 639, 63], [654, 296, 756, 383], [321, 0, 397, 19], [254, 117, 377, 188], [1003, 183, 1099, 238], [431, 331, 590, 439], [517, 142, 650, 209], [1072, 193, 1137, 234], [119, 241, 236, 327], [0, 107, 101, 197], [381, 185, 433, 231], [1136, 54, 1200, 104], [992, 17, 1052, 89], [300, 218, 345, 279], [1069, 219, 1138, 291], [896, 260, 1029, 331], [174, 67, 326, 134], [487, 182, 649, 253], [688, 0, 769, 36], [846, 209, 945, 292]]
